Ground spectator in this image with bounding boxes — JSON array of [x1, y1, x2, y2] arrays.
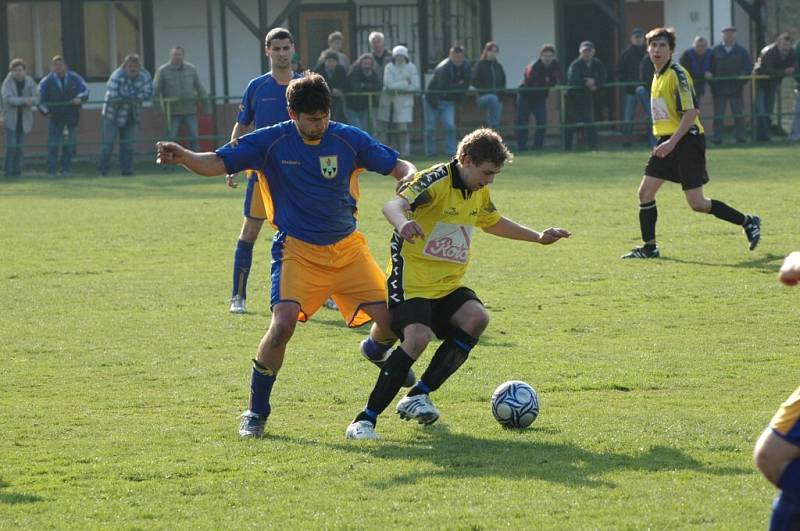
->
[[679, 36, 713, 101], [346, 53, 382, 132], [616, 28, 646, 142], [313, 50, 348, 122], [471, 41, 507, 130], [291, 52, 303, 74], [753, 32, 797, 141], [38, 55, 89, 176], [565, 40, 607, 150], [369, 31, 392, 78], [317, 31, 350, 72], [424, 45, 471, 157], [153, 46, 211, 152], [791, 39, 800, 141], [636, 52, 657, 146], [709, 26, 752, 145], [98, 54, 153, 176], [1, 58, 38, 177], [516, 44, 560, 151], [378, 45, 419, 157]]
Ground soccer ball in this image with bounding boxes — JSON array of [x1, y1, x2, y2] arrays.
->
[[491, 380, 539, 428]]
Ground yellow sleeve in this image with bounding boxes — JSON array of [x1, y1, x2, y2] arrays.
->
[[476, 188, 502, 228], [398, 164, 448, 210], [674, 69, 696, 112]]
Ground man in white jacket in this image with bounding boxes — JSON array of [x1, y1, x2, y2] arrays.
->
[[2, 58, 39, 176], [378, 45, 419, 157]]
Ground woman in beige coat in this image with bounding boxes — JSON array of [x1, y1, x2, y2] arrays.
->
[[2, 58, 39, 176], [378, 46, 419, 157]]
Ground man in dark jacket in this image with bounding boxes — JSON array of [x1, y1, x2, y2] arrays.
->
[[471, 41, 506, 130], [38, 56, 89, 175], [791, 39, 800, 141], [565, 41, 607, 150], [679, 36, 713, 101], [314, 51, 349, 122], [635, 52, 657, 146], [616, 28, 646, 138], [516, 44, 560, 151], [709, 27, 752, 144], [424, 45, 471, 156], [753, 33, 797, 141], [346, 53, 383, 133]]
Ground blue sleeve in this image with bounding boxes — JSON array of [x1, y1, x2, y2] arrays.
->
[[353, 128, 399, 175], [237, 80, 255, 126], [215, 128, 273, 174]]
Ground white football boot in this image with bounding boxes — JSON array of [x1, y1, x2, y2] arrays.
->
[[396, 394, 440, 425], [346, 420, 380, 440], [229, 295, 247, 314]]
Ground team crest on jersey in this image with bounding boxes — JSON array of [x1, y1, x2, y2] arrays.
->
[[423, 223, 473, 264], [320, 156, 338, 179]]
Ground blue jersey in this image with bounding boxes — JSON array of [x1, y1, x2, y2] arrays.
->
[[217, 121, 399, 245], [237, 71, 302, 128]]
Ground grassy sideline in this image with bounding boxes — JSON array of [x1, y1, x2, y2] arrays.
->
[[2, 144, 800, 528]]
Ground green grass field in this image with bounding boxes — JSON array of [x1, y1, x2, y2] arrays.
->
[[2, 144, 800, 529]]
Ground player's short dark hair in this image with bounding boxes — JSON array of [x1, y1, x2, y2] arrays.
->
[[51, 55, 64, 63], [456, 128, 513, 167], [539, 44, 556, 56], [286, 71, 331, 115], [646, 27, 676, 51], [9, 58, 25, 70], [265, 27, 294, 47], [322, 50, 339, 63]]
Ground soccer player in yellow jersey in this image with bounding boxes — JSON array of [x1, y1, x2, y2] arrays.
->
[[754, 252, 800, 529], [621, 27, 761, 259], [346, 129, 571, 439]]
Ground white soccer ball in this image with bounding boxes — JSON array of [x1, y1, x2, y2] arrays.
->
[[491, 380, 540, 428]]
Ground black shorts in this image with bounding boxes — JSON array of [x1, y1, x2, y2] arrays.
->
[[390, 287, 482, 340], [644, 133, 710, 190]]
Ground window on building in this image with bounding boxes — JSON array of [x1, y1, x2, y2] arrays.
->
[[84, 1, 142, 79], [425, 0, 482, 70], [7, 1, 62, 78]]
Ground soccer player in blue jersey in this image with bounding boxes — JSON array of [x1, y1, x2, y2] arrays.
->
[[226, 28, 302, 314], [156, 72, 418, 438]]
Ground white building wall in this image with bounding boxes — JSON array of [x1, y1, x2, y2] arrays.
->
[[712, 0, 733, 45], [490, 0, 556, 88], [664, 0, 712, 52]]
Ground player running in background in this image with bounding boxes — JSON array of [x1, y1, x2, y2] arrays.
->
[[346, 128, 571, 440], [226, 28, 301, 314], [157, 72, 417, 438], [621, 27, 760, 259], [754, 252, 800, 530]]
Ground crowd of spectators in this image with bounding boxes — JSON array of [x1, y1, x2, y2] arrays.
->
[[3, 25, 800, 176]]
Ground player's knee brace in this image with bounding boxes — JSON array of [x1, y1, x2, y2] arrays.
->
[[420, 328, 479, 392]]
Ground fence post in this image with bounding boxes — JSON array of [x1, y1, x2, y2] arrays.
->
[[751, 74, 758, 142], [559, 85, 566, 150]]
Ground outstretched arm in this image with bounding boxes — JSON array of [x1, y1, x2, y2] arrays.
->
[[483, 216, 571, 244], [156, 141, 227, 176]]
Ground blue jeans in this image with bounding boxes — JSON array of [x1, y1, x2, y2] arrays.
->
[[755, 86, 778, 141], [790, 90, 800, 140], [347, 108, 373, 134], [621, 93, 637, 136], [4, 127, 24, 176], [99, 118, 137, 175], [476, 94, 502, 130], [516, 96, 547, 150], [712, 92, 746, 142], [635, 85, 656, 147], [47, 121, 77, 174], [167, 113, 199, 151], [564, 95, 597, 150], [424, 98, 456, 157]]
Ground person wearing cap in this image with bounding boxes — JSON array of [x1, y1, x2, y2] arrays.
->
[[753, 32, 797, 141], [565, 40, 607, 150], [709, 26, 752, 145], [616, 28, 647, 143], [516, 44, 560, 151], [378, 45, 419, 157], [679, 36, 713, 102], [424, 45, 471, 157]]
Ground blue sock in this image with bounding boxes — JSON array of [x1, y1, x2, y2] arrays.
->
[[232, 239, 254, 299], [770, 490, 800, 531], [248, 360, 276, 416], [362, 336, 394, 361]]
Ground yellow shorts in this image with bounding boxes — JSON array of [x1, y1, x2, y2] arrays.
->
[[243, 171, 267, 220], [770, 386, 800, 446], [270, 230, 386, 327]]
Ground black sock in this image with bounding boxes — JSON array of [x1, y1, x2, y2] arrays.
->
[[417, 329, 478, 393], [363, 347, 415, 419], [710, 199, 746, 226], [639, 201, 657, 245]]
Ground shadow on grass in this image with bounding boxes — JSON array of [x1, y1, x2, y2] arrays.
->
[[324, 425, 748, 488], [0, 479, 43, 504], [660, 253, 785, 273]]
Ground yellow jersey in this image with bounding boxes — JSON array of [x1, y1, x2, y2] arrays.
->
[[650, 60, 704, 137], [387, 161, 502, 303]]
